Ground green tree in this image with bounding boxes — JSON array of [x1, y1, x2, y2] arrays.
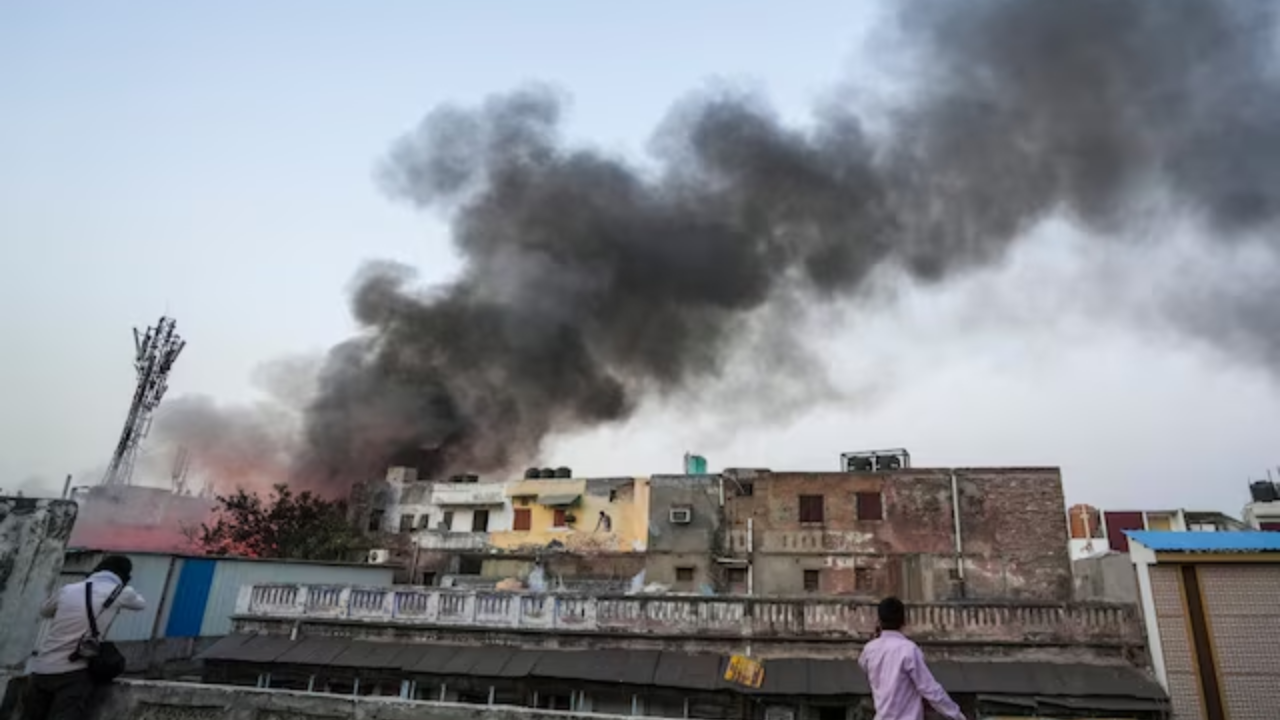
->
[[191, 484, 367, 561]]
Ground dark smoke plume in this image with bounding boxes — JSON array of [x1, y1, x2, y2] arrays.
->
[[296, 0, 1280, 486]]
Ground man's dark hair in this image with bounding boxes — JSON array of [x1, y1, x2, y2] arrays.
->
[[93, 555, 133, 583], [878, 596, 906, 631]]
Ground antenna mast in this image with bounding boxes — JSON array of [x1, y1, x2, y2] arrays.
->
[[100, 316, 186, 487]]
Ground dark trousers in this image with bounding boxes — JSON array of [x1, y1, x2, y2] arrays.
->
[[21, 670, 93, 720]]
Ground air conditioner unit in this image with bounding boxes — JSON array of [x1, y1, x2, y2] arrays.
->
[[367, 549, 390, 564], [669, 507, 693, 524]]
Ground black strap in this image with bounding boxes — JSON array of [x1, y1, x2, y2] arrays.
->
[[83, 581, 125, 640]]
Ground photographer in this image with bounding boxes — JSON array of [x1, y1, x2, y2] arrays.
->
[[24, 555, 146, 720]]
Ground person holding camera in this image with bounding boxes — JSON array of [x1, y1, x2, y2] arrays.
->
[[24, 555, 146, 720]]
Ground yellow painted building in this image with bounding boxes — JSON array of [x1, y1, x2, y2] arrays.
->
[[489, 476, 650, 553]]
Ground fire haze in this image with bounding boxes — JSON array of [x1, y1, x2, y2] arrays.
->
[[153, 0, 1280, 494]]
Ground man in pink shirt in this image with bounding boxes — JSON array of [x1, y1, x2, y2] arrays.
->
[[858, 597, 967, 720]]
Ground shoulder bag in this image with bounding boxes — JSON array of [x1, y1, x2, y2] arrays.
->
[[71, 581, 127, 683]]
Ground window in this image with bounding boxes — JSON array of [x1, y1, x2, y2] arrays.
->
[[513, 508, 532, 531], [439, 511, 454, 531], [676, 567, 695, 583], [803, 569, 821, 592], [855, 492, 883, 521], [726, 567, 748, 590], [798, 495, 825, 523], [367, 509, 385, 533], [739, 481, 754, 497], [471, 509, 490, 532], [458, 556, 483, 575], [1189, 522, 1217, 532], [552, 509, 567, 527], [417, 514, 430, 530], [854, 567, 872, 590], [421, 572, 437, 586], [398, 514, 414, 533]]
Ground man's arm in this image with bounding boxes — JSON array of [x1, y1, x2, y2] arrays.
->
[[118, 586, 147, 611], [906, 646, 965, 720], [39, 593, 59, 618]]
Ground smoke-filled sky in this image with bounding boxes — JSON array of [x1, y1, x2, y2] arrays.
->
[[3, 1, 1279, 514]]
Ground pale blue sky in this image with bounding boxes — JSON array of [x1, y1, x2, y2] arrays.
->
[[2, 2, 1277, 513]]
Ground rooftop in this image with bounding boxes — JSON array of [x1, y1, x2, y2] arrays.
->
[[198, 634, 1166, 704], [1125, 530, 1280, 553]]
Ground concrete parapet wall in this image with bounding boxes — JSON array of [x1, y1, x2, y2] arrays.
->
[[236, 584, 1144, 651]]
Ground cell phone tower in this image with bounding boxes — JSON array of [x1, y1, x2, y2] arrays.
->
[[100, 316, 187, 487]]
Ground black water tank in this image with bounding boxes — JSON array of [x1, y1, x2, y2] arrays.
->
[[524, 468, 540, 479], [1250, 481, 1280, 503], [555, 466, 572, 478], [539, 468, 556, 479]]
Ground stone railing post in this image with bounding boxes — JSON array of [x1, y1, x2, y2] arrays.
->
[[293, 585, 309, 616], [339, 587, 353, 618]]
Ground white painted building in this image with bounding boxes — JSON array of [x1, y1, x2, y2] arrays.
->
[[375, 467, 512, 548]]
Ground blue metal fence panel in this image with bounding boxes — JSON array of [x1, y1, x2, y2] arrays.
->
[[164, 558, 216, 637], [199, 559, 394, 636]]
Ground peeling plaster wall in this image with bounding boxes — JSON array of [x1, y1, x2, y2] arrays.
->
[[0, 498, 77, 703], [490, 477, 649, 554], [724, 469, 1071, 601], [645, 474, 723, 591]]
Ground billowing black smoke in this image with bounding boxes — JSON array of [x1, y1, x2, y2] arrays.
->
[[296, 0, 1280, 487]]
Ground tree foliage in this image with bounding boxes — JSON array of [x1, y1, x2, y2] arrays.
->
[[190, 484, 367, 561]]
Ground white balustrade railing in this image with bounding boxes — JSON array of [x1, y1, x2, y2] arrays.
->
[[235, 584, 1143, 645]]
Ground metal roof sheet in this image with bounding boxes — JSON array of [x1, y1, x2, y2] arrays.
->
[[652, 652, 722, 691], [536, 493, 580, 507], [329, 640, 411, 669], [1126, 530, 1280, 553], [202, 636, 1166, 704], [275, 637, 349, 666], [194, 633, 253, 662]]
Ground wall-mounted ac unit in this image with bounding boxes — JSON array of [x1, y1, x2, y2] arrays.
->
[[367, 549, 390, 564], [669, 507, 693, 524]]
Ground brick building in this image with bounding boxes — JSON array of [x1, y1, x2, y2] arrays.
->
[[664, 461, 1074, 601], [1128, 530, 1280, 720]]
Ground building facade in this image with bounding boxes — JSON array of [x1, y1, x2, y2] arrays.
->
[[1243, 480, 1280, 531], [672, 465, 1074, 601], [175, 581, 1169, 719]]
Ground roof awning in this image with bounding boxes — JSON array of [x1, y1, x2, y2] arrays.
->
[[537, 494, 580, 507]]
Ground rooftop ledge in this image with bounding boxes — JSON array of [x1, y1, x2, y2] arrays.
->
[[235, 584, 1144, 647]]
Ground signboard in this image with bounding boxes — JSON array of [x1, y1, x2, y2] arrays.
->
[[724, 654, 764, 689]]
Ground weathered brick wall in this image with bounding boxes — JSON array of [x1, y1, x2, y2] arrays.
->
[[723, 468, 1071, 601]]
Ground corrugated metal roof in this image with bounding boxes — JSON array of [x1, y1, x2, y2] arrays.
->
[[197, 637, 1165, 703], [275, 637, 349, 666], [1126, 530, 1280, 553], [536, 493, 580, 507]]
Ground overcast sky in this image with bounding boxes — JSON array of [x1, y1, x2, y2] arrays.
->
[[3, 2, 1277, 514]]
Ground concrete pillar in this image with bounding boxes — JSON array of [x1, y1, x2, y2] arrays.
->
[[0, 498, 78, 706]]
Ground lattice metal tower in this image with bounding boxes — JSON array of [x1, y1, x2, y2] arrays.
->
[[100, 316, 186, 487]]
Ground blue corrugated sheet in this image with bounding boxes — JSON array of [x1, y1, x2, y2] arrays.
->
[[165, 558, 216, 637], [1125, 530, 1280, 553]]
